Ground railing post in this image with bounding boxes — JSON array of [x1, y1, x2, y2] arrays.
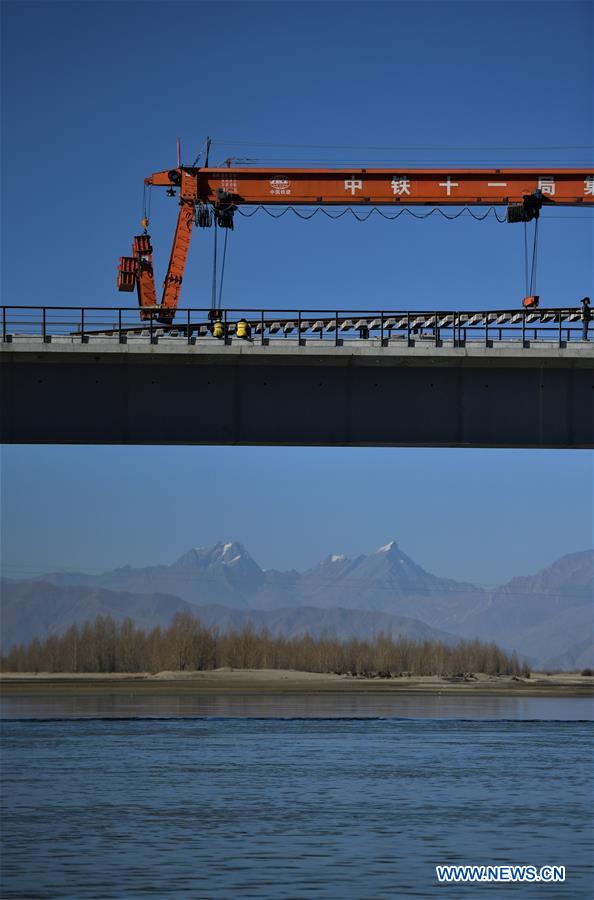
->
[[224, 308, 229, 344], [452, 311, 456, 347], [434, 310, 438, 347], [407, 312, 412, 347], [118, 309, 124, 344], [558, 311, 563, 347], [485, 312, 489, 347], [2, 307, 6, 342], [298, 310, 304, 346], [335, 311, 339, 347], [81, 308, 85, 343], [42, 307, 47, 342], [380, 311, 384, 347], [261, 309, 265, 346], [187, 309, 191, 345], [522, 310, 527, 347]]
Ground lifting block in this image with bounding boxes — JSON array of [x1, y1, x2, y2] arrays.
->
[[133, 234, 153, 256]]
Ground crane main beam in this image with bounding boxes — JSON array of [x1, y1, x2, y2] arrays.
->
[[147, 166, 594, 206]]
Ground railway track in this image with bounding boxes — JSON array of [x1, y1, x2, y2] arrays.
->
[[1, 306, 586, 342], [70, 309, 584, 338]]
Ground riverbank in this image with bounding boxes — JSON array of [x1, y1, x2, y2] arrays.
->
[[1, 669, 593, 696]]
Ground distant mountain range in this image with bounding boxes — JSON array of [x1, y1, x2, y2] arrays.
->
[[1, 540, 592, 669], [1, 582, 191, 652]]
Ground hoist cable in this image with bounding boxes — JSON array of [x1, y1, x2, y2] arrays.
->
[[236, 205, 508, 223], [218, 228, 229, 310], [211, 219, 218, 309], [530, 218, 540, 296], [524, 222, 529, 296], [141, 184, 152, 228]]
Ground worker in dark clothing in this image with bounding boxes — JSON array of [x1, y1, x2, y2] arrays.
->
[[581, 297, 591, 341]]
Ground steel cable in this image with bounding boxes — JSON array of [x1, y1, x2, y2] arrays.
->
[[236, 205, 508, 223], [218, 228, 229, 310], [530, 218, 539, 296], [211, 219, 218, 309], [524, 222, 529, 296]]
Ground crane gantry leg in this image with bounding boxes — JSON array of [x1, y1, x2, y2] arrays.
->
[[158, 201, 195, 323]]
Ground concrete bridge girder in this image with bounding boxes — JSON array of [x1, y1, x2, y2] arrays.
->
[[1, 340, 593, 448]]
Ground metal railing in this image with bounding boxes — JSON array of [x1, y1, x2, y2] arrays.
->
[[0, 305, 589, 348]]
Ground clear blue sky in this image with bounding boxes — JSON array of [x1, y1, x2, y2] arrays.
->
[[1, 1, 592, 585]]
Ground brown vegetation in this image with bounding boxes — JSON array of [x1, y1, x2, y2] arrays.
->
[[0, 612, 527, 677]]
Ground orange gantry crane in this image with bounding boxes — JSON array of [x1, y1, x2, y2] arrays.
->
[[118, 163, 594, 322]]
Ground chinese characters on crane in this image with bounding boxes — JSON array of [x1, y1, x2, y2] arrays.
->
[[438, 176, 459, 196], [270, 179, 292, 196], [221, 176, 238, 193], [538, 176, 555, 195], [344, 178, 363, 195], [391, 177, 411, 195], [258, 174, 594, 200]]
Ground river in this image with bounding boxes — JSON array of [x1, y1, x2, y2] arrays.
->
[[1, 694, 592, 898]]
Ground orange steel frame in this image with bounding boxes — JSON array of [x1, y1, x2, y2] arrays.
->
[[119, 166, 594, 321]]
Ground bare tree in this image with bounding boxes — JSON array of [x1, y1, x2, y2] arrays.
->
[[1, 613, 525, 677]]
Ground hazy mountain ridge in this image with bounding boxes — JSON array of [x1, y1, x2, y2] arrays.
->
[[0, 582, 457, 653], [35, 542, 265, 609], [191, 604, 459, 645], [295, 541, 482, 620], [453, 551, 594, 663], [4, 541, 593, 668], [0, 581, 194, 651], [33, 539, 484, 615]]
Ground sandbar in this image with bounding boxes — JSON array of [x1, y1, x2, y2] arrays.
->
[[1, 669, 593, 697]]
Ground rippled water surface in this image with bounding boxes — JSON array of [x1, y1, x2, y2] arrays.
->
[[2, 704, 593, 898], [3, 690, 593, 720]]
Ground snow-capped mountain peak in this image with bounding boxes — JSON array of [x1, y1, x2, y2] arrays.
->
[[215, 541, 241, 561], [376, 540, 397, 553], [174, 540, 253, 571]]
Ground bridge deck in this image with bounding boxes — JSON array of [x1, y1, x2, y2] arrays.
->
[[2, 334, 592, 448], [2, 334, 593, 362]]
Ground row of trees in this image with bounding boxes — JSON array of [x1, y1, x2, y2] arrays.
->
[[1, 612, 528, 676]]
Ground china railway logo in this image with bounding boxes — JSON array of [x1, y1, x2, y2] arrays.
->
[[270, 178, 291, 196]]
